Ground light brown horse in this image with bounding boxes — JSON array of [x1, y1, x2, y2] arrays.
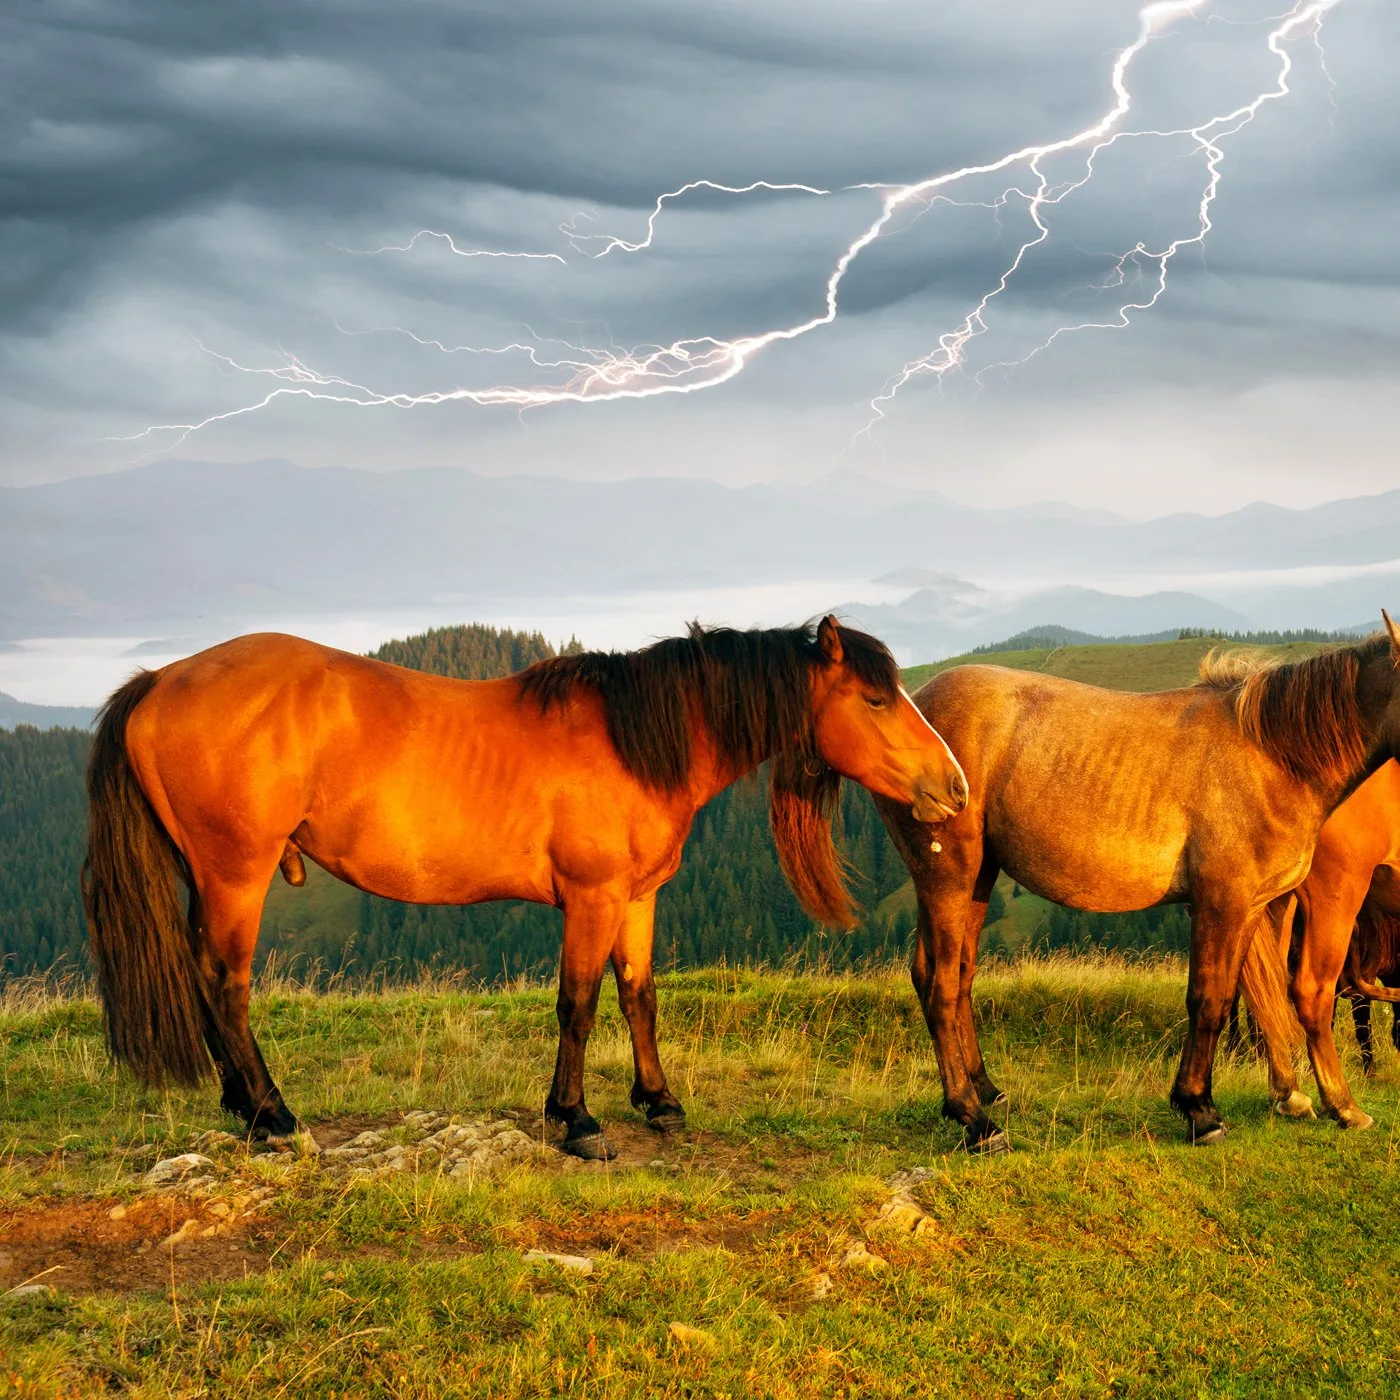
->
[[874, 621, 1400, 1149], [1263, 760, 1400, 1124], [83, 618, 967, 1157]]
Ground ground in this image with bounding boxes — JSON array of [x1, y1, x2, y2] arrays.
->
[[1, 959, 1397, 1398]]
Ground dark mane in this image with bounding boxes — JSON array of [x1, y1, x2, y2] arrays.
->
[[516, 619, 899, 791], [1198, 634, 1387, 789]]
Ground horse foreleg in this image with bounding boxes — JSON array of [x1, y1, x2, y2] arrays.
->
[[913, 897, 1004, 1151], [195, 879, 300, 1143], [957, 860, 1003, 1108], [1171, 905, 1256, 1145], [546, 892, 626, 1160], [610, 895, 684, 1132]]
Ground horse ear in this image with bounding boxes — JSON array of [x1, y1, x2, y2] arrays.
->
[[817, 615, 844, 667], [1384, 609, 1400, 659]]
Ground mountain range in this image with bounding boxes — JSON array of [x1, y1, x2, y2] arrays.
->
[[2, 458, 1395, 683]]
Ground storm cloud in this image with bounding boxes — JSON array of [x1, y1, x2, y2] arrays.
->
[[2, 0, 1395, 511]]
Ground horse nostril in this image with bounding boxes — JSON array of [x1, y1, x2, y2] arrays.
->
[[951, 773, 968, 808]]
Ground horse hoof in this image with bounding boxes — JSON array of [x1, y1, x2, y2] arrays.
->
[[1337, 1108, 1374, 1131], [562, 1132, 617, 1162], [646, 1106, 687, 1134], [1274, 1090, 1316, 1121], [971, 1129, 1011, 1156], [1191, 1124, 1228, 1147]]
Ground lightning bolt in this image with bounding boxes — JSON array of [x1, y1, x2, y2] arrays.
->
[[125, 0, 1343, 453]]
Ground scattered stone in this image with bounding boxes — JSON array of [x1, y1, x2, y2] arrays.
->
[[886, 1166, 945, 1195], [667, 1322, 719, 1352], [190, 1129, 243, 1154], [523, 1250, 594, 1274], [206, 1201, 231, 1218], [875, 1197, 934, 1235], [162, 1219, 201, 1249], [647, 1159, 666, 1169], [809, 1271, 834, 1300], [839, 1241, 889, 1273], [5, 1284, 56, 1300], [143, 1153, 217, 1188], [107, 1204, 128, 1221]]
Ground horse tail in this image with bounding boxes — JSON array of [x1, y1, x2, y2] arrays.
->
[[82, 670, 213, 1087], [1238, 902, 1304, 1058]]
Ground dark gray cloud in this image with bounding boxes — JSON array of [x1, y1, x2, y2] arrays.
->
[[0, 0, 1394, 510]]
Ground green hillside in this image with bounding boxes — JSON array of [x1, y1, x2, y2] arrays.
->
[[903, 636, 1328, 695]]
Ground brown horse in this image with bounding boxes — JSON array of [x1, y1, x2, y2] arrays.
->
[[874, 621, 1400, 1149], [83, 618, 967, 1158], [1342, 900, 1400, 1074], [1263, 761, 1400, 1121]]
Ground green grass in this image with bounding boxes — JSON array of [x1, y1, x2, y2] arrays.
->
[[2, 961, 1398, 1397], [901, 638, 1328, 695]]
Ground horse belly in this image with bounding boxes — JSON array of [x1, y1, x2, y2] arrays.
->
[[993, 810, 1187, 913], [297, 801, 558, 907]]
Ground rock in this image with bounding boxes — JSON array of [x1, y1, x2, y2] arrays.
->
[[886, 1166, 944, 1195], [667, 1322, 719, 1352], [648, 1159, 665, 1169], [190, 1129, 242, 1154], [809, 1271, 834, 1300], [162, 1219, 201, 1248], [108, 1204, 128, 1221], [523, 1250, 594, 1274], [839, 1241, 889, 1273], [207, 1201, 231, 1218], [5, 1284, 56, 1300], [875, 1197, 933, 1234], [143, 1153, 217, 1188], [345, 1131, 387, 1150]]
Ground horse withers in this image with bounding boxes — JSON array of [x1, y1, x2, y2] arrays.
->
[[875, 618, 1400, 1149], [83, 617, 966, 1159]]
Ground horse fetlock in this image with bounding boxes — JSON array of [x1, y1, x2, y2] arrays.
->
[[1273, 1089, 1317, 1120], [1335, 1104, 1374, 1131]]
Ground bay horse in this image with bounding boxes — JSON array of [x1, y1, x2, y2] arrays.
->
[[83, 618, 967, 1158], [1342, 900, 1400, 1075], [874, 619, 1400, 1149], [1261, 760, 1400, 1123]]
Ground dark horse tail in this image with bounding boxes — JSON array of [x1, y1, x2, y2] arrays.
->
[[83, 670, 213, 1087]]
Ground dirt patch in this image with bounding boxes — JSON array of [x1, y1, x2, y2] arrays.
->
[[505, 1204, 778, 1260], [0, 1195, 274, 1299]]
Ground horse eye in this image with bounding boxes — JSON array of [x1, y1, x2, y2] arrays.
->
[[864, 694, 889, 710]]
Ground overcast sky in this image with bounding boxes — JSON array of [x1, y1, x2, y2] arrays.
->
[[2, 0, 1394, 515]]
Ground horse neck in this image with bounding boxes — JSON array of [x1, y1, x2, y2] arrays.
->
[[684, 723, 771, 809], [1319, 650, 1396, 813]]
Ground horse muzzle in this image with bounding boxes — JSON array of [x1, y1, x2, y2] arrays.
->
[[911, 771, 967, 823]]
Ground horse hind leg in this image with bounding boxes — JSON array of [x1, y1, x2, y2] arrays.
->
[[193, 875, 301, 1143], [1347, 992, 1376, 1076]]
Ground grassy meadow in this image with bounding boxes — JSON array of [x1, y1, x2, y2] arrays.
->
[[3, 959, 1398, 1398]]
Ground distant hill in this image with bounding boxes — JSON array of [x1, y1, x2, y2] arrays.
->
[[0, 692, 94, 731], [5, 459, 1400, 649]]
